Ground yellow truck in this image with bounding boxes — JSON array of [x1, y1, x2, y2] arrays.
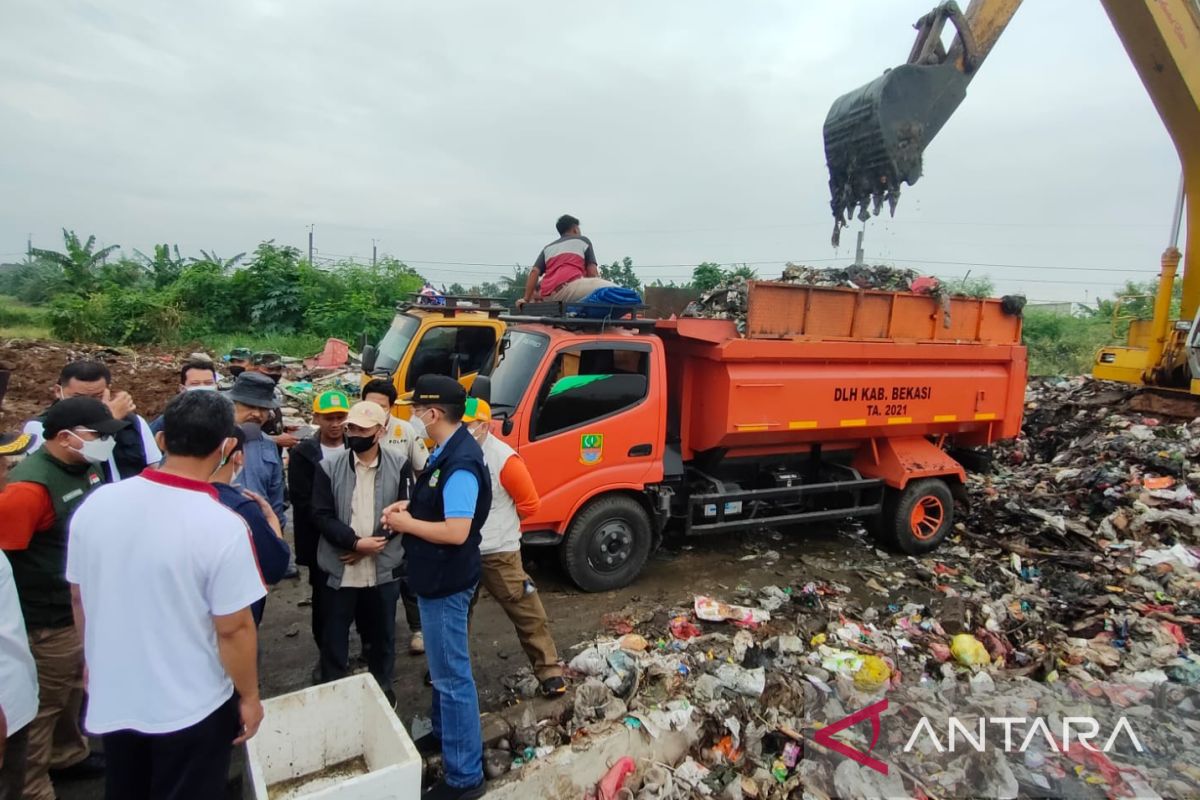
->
[[360, 295, 505, 414]]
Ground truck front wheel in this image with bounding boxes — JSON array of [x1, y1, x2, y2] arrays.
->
[[560, 495, 653, 592], [879, 478, 955, 554]]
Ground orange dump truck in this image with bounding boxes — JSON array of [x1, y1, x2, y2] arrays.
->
[[480, 281, 1026, 591]]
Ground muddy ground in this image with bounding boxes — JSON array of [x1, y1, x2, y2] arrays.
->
[[57, 522, 889, 799]]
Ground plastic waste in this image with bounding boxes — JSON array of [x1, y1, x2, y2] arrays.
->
[[715, 663, 766, 697], [852, 654, 891, 691], [950, 633, 991, 666], [596, 756, 636, 800], [694, 596, 771, 626]]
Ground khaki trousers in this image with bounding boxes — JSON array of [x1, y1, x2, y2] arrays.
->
[[471, 551, 562, 680], [545, 277, 617, 304], [24, 626, 89, 800]]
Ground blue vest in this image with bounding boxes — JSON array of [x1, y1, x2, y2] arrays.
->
[[403, 425, 492, 598]]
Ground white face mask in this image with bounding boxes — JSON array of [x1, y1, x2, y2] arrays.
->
[[186, 385, 218, 392], [409, 410, 433, 439], [469, 422, 488, 445], [68, 431, 116, 465]]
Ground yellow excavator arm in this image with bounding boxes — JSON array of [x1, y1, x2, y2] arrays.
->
[[824, 0, 1200, 391]]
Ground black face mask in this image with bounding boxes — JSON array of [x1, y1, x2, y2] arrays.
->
[[346, 435, 376, 454], [265, 373, 282, 386], [229, 365, 245, 377]]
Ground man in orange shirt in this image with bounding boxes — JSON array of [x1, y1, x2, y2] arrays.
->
[[463, 399, 565, 696], [0, 398, 128, 799]]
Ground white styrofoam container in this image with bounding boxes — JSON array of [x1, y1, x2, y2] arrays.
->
[[246, 674, 421, 799]]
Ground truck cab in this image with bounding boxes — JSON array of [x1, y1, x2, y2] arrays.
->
[[363, 295, 506, 416], [488, 320, 670, 591]]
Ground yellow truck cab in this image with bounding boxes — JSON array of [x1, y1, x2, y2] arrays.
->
[[361, 295, 506, 416]]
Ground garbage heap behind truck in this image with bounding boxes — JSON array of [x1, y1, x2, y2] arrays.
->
[[479, 280, 1027, 592]]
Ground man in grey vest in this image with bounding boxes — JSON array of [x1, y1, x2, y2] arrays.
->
[[310, 401, 411, 706]]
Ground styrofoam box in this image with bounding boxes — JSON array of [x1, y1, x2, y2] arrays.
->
[[246, 674, 421, 799]]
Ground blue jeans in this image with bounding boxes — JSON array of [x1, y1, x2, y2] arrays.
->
[[418, 586, 483, 788]]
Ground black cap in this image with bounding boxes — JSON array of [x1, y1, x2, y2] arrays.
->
[[402, 374, 466, 405], [227, 372, 280, 409], [43, 397, 130, 438]]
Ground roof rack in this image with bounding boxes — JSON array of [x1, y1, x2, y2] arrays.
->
[[499, 314, 659, 333], [397, 294, 507, 318], [501, 301, 658, 333]]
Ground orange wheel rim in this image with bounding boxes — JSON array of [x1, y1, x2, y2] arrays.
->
[[909, 496, 945, 540]]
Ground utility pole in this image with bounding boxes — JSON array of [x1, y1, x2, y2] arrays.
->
[[854, 223, 866, 267], [26, 233, 32, 259], [307, 224, 314, 265], [372, 239, 378, 267]]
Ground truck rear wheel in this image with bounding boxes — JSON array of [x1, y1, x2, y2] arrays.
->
[[879, 478, 954, 554], [560, 495, 653, 593]]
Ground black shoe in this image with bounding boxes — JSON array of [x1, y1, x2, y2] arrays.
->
[[385, 689, 398, 711], [414, 732, 443, 757], [49, 752, 106, 781], [424, 670, 433, 687], [284, 564, 300, 579], [423, 778, 486, 800], [540, 676, 567, 696]]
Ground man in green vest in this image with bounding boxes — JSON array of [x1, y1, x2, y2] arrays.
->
[[0, 397, 128, 800]]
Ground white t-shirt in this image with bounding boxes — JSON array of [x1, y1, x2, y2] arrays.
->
[[25, 414, 162, 479], [0, 552, 38, 734], [320, 443, 345, 461], [65, 469, 266, 735], [382, 417, 429, 472]]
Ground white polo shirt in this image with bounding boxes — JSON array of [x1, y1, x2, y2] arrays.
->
[[0, 552, 38, 735], [65, 469, 266, 735]]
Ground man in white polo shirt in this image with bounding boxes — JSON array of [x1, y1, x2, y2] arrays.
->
[[66, 390, 266, 799]]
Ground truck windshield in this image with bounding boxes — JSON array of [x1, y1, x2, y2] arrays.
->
[[489, 330, 549, 414], [373, 314, 420, 377]]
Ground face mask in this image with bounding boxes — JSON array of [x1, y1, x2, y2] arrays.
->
[[265, 373, 282, 386], [346, 434, 377, 454], [187, 385, 218, 392], [469, 423, 488, 445], [68, 432, 116, 464], [228, 366, 245, 377], [409, 411, 433, 440]]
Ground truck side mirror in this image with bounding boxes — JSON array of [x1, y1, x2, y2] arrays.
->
[[469, 376, 491, 403], [361, 344, 378, 374], [502, 417, 514, 436]]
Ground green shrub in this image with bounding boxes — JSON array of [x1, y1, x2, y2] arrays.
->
[[49, 289, 183, 345], [1022, 310, 1115, 376]]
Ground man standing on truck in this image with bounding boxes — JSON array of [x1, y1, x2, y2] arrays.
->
[[519, 214, 615, 307], [463, 398, 566, 696], [383, 375, 490, 800]]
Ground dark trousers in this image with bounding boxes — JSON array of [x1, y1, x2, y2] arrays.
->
[[320, 580, 402, 694], [0, 724, 30, 800], [102, 695, 239, 800], [310, 566, 380, 659], [401, 578, 421, 632]]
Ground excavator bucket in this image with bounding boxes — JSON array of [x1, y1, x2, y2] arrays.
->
[[824, 61, 972, 246]]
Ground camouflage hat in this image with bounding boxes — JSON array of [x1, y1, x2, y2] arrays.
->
[[313, 390, 351, 415], [252, 351, 282, 367], [227, 347, 252, 362]]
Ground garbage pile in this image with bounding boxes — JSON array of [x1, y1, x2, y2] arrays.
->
[[683, 264, 941, 334], [470, 377, 1200, 798], [482, 576, 1199, 799]]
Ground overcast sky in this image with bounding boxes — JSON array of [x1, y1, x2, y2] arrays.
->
[[0, 0, 1184, 303]]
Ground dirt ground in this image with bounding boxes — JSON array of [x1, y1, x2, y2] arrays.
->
[[56, 521, 884, 799], [0, 340, 184, 430]]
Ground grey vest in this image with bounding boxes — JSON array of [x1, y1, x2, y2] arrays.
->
[[316, 448, 408, 589]]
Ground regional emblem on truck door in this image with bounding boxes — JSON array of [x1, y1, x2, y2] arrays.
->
[[580, 433, 604, 465]]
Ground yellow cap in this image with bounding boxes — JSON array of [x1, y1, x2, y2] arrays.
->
[[463, 397, 492, 423]]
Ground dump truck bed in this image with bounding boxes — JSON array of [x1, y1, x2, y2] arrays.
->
[[657, 281, 1026, 460]]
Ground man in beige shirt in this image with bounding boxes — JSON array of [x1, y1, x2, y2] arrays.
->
[[310, 402, 411, 704]]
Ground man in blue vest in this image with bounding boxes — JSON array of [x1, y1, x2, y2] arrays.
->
[[383, 375, 490, 800]]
